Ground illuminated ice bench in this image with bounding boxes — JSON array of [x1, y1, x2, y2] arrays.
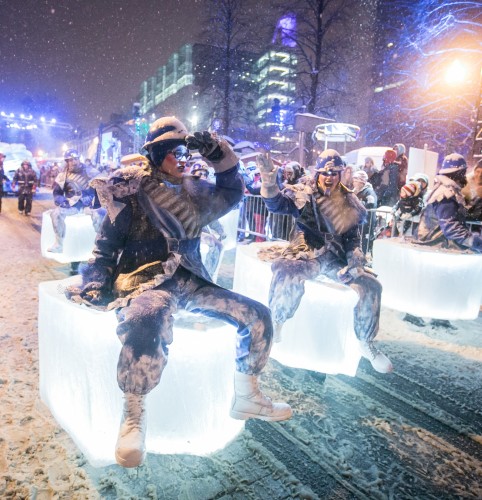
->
[[41, 210, 96, 264], [373, 238, 482, 320], [200, 209, 240, 283], [233, 242, 361, 376], [38, 277, 244, 467]]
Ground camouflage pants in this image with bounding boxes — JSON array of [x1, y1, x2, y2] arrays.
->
[[115, 267, 273, 395], [50, 205, 106, 238], [269, 254, 382, 342]]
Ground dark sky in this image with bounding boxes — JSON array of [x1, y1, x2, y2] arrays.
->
[[0, 0, 204, 130]]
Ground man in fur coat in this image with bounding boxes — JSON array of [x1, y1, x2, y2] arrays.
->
[[416, 153, 482, 252], [258, 149, 393, 374], [66, 117, 292, 468]]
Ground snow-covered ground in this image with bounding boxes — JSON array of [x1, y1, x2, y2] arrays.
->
[[0, 190, 481, 499]]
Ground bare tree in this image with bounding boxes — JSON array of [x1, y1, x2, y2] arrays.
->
[[200, 0, 263, 136], [366, 0, 482, 157]]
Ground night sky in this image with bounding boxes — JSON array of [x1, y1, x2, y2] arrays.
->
[[0, 0, 204, 130]]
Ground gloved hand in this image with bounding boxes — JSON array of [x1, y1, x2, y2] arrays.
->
[[257, 153, 280, 198], [346, 247, 367, 269], [80, 281, 107, 306], [186, 131, 222, 161], [59, 199, 70, 208], [186, 131, 238, 173]]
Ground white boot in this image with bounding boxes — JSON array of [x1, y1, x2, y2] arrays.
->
[[230, 372, 292, 421], [115, 393, 147, 468], [359, 340, 393, 374], [48, 236, 63, 253]]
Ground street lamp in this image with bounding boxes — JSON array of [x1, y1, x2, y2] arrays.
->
[[444, 59, 469, 154]]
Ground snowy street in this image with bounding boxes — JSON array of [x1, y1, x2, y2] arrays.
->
[[0, 191, 481, 499]]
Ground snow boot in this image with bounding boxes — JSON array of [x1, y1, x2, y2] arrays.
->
[[359, 340, 393, 374], [230, 372, 292, 422], [115, 393, 147, 468], [430, 319, 457, 330], [48, 236, 63, 253], [403, 313, 425, 327]]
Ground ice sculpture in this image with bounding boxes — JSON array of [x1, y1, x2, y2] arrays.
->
[[200, 209, 239, 282], [40, 211, 96, 263], [373, 238, 482, 319], [233, 243, 361, 376], [38, 277, 244, 467]]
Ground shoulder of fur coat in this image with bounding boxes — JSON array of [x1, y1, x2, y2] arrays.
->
[[91, 165, 152, 199], [426, 175, 465, 206]]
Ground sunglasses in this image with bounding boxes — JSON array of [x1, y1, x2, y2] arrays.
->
[[169, 145, 192, 161], [319, 170, 340, 177]]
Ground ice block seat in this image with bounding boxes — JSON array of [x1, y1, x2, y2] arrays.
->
[[40, 210, 96, 264], [233, 242, 361, 376], [38, 277, 244, 467], [372, 238, 482, 320], [200, 209, 239, 283]]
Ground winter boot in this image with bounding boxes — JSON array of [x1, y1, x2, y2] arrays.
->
[[430, 319, 457, 330], [403, 313, 425, 327], [48, 236, 63, 253], [359, 340, 393, 374], [230, 372, 292, 422], [115, 393, 147, 468]]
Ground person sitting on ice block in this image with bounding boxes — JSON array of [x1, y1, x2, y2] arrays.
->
[[65, 116, 292, 468], [258, 149, 393, 374], [48, 148, 105, 253], [404, 153, 482, 329]]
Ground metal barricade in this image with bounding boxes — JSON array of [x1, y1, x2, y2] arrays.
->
[[237, 194, 294, 242]]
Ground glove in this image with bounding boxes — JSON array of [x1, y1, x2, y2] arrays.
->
[[346, 247, 367, 269], [257, 153, 280, 198], [59, 199, 70, 208], [186, 131, 238, 173], [80, 281, 107, 306], [186, 131, 222, 161]]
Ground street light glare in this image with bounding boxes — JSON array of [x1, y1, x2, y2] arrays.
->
[[444, 59, 467, 86]]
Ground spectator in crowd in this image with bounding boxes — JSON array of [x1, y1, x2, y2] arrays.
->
[[65, 117, 291, 468], [377, 149, 399, 207], [48, 149, 104, 253], [393, 143, 408, 190], [245, 167, 268, 242], [363, 157, 378, 183], [391, 181, 425, 237], [190, 159, 210, 180], [282, 161, 304, 186], [258, 149, 393, 374], [12, 160, 37, 216], [0, 152, 8, 213], [352, 169, 377, 253], [341, 163, 355, 190]]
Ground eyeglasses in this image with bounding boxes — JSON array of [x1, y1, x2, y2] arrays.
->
[[169, 145, 191, 161], [319, 170, 340, 177]]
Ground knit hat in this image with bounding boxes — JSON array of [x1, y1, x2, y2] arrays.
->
[[383, 149, 397, 164], [400, 181, 421, 199], [352, 170, 368, 183]]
